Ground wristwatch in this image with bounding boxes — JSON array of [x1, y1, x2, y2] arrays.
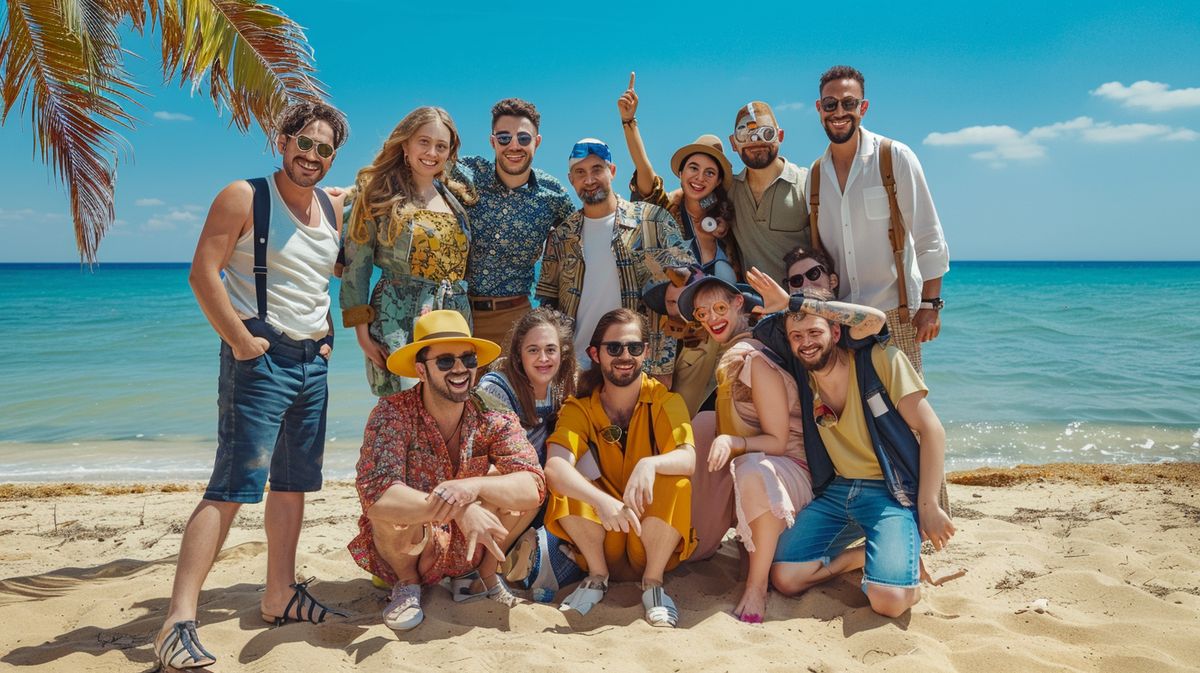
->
[[920, 297, 944, 311]]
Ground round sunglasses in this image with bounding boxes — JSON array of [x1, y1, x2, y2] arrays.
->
[[291, 134, 335, 159], [493, 131, 534, 147], [734, 124, 777, 144], [691, 300, 731, 322]]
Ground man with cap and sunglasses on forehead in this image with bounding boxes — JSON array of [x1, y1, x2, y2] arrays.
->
[[728, 101, 812, 283], [536, 138, 695, 386], [453, 98, 575, 348], [348, 310, 545, 631], [808, 65, 949, 375]]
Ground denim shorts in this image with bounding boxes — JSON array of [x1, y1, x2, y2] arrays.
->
[[774, 477, 920, 589], [204, 322, 328, 503]]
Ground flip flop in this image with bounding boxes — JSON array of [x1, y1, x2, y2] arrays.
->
[[558, 576, 608, 616], [642, 585, 679, 628], [261, 577, 347, 626], [155, 620, 216, 670]]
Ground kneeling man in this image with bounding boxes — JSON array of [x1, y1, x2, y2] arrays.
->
[[755, 290, 955, 618], [348, 311, 545, 631], [544, 308, 697, 628]]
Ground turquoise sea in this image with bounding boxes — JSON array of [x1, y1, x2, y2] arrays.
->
[[0, 261, 1197, 482]]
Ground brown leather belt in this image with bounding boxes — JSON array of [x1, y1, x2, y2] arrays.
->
[[469, 296, 527, 312]]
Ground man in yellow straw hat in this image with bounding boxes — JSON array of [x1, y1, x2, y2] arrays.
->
[[348, 310, 545, 631]]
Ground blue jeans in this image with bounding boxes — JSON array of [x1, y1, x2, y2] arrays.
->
[[774, 477, 920, 588], [204, 322, 328, 503]]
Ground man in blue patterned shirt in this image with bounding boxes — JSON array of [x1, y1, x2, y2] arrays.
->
[[455, 98, 575, 347]]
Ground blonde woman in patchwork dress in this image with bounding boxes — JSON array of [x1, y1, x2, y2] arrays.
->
[[341, 107, 478, 396]]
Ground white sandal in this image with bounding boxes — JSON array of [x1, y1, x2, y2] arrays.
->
[[641, 585, 679, 628], [558, 575, 608, 615]]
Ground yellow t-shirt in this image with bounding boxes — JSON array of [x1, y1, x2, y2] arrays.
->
[[547, 374, 694, 499], [809, 345, 927, 480]]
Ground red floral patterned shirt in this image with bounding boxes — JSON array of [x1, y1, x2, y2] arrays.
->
[[348, 386, 545, 584]]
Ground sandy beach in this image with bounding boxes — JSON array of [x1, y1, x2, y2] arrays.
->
[[1, 463, 1197, 672]]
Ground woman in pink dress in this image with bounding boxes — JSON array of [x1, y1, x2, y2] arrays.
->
[[679, 263, 830, 623]]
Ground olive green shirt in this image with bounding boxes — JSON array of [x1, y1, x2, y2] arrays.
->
[[728, 158, 810, 282]]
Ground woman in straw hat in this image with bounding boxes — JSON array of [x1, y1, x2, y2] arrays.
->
[[617, 72, 743, 279]]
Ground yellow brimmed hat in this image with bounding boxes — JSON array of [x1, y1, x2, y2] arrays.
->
[[669, 134, 734, 192], [386, 310, 501, 378]]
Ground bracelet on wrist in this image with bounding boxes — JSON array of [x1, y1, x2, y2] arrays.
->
[[621, 117, 637, 127]]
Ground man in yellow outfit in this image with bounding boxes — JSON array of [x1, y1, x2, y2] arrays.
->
[[544, 308, 697, 628]]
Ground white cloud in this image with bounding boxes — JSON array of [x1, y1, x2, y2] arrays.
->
[[142, 206, 202, 232], [1091, 81, 1200, 112], [925, 115, 1197, 166], [153, 111, 194, 122], [1080, 122, 1178, 143], [134, 198, 164, 207], [0, 207, 67, 222], [773, 102, 810, 112]]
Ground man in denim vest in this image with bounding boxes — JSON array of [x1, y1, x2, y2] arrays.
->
[[759, 290, 954, 618]]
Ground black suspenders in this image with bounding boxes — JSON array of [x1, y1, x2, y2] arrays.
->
[[244, 177, 337, 322]]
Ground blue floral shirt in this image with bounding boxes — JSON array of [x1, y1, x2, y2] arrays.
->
[[455, 156, 575, 298]]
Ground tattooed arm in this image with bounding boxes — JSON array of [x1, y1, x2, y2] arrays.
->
[[788, 295, 886, 340]]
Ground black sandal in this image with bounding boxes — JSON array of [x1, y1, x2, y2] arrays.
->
[[155, 620, 216, 669], [261, 577, 347, 626]]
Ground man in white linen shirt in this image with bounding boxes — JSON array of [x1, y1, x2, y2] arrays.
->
[[809, 65, 949, 374]]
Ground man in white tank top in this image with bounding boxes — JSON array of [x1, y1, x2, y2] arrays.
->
[[154, 102, 350, 670]]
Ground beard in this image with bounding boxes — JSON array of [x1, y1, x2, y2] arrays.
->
[[427, 372, 472, 403], [282, 157, 326, 188], [601, 358, 640, 388], [796, 339, 837, 372], [579, 185, 610, 205], [823, 116, 859, 145], [498, 152, 532, 176], [739, 146, 777, 170]]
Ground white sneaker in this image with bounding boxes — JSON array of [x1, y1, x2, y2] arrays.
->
[[383, 583, 423, 631]]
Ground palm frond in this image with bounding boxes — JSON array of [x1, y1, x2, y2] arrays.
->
[[1, 0, 131, 263], [160, 0, 325, 134], [57, 0, 145, 110]]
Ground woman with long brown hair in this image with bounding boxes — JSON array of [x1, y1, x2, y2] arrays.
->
[[340, 106, 478, 395], [477, 307, 584, 601]]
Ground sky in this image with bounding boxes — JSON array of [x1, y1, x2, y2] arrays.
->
[[1, 0, 1198, 262]]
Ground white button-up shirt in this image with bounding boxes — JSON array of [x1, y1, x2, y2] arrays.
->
[[815, 127, 949, 312]]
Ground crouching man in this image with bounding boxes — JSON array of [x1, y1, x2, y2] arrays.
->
[[544, 308, 697, 628], [348, 311, 545, 631], [754, 290, 954, 618]]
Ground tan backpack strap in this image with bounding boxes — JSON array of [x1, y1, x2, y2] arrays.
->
[[808, 159, 823, 253], [879, 139, 910, 323]]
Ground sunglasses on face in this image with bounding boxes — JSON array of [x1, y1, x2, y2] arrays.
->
[[734, 124, 777, 144], [420, 352, 478, 372], [691, 300, 731, 322], [493, 131, 534, 147], [291, 134, 335, 159], [820, 96, 862, 113], [597, 340, 646, 357], [785, 265, 827, 288]]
